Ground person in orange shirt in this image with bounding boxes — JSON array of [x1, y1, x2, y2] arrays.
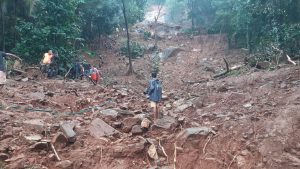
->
[[42, 50, 53, 64]]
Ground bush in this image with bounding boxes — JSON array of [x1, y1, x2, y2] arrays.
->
[[143, 31, 152, 40], [120, 41, 145, 59]]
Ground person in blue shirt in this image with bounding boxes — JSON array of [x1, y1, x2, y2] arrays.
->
[[0, 51, 22, 87], [144, 72, 162, 120]]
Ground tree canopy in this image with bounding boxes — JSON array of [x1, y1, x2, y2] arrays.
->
[[0, 0, 299, 69]]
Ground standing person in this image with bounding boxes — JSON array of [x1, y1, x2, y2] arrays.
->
[[89, 66, 102, 84], [0, 51, 22, 87], [144, 72, 162, 120]]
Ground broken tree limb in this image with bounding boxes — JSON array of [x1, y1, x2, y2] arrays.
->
[[174, 142, 177, 169], [159, 139, 168, 162], [286, 54, 297, 65], [213, 58, 230, 78], [181, 79, 209, 84], [50, 143, 61, 161], [203, 134, 212, 155], [12, 69, 27, 74], [272, 46, 297, 65]]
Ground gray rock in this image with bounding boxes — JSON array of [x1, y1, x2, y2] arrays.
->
[[23, 119, 45, 132], [159, 47, 183, 61], [0, 153, 9, 161], [141, 118, 151, 129], [60, 122, 76, 143], [24, 134, 42, 142], [174, 101, 193, 113], [89, 118, 118, 138], [134, 114, 149, 120], [112, 122, 123, 128], [176, 127, 215, 145], [55, 160, 73, 169], [100, 109, 119, 119], [152, 116, 177, 130], [122, 117, 141, 133], [131, 125, 143, 135], [256, 61, 271, 69]]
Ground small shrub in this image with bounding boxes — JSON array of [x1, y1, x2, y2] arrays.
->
[[120, 41, 145, 59]]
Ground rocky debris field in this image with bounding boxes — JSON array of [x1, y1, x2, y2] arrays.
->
[[1, 28, 300, 169]]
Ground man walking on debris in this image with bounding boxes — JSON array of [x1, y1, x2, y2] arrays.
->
[[144, 72, 162, 120], [0, 51, 22, 88]]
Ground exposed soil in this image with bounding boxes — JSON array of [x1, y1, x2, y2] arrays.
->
[[0, 21, 300, 169]]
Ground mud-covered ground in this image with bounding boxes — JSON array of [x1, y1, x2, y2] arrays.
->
[[1, 24, 300, 169]]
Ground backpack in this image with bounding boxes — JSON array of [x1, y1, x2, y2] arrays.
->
[[152, 79, 162, 101]]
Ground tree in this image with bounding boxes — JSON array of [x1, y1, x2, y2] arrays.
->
[[13, 0, 81, 71], [121, 0, 134, 74]]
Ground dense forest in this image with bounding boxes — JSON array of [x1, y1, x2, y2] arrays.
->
[[1, 0, 299, 68]]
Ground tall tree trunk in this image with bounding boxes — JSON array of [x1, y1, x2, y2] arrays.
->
[[1, 4, 5, 51], [121, 0, 133, 75]]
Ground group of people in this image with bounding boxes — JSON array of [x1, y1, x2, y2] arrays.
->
[[1, 49, 163, 120], [41, 50, 102, 84]]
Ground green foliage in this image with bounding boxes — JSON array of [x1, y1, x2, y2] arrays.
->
[[121, 41, 145, 59], [13, 0, 80, 72], [143, 31, 151, 40]]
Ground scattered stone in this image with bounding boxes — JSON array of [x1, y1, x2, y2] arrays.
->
[[24, 134, 42, 142], [30, 142, 49, 151], [141, 118, 151, 129], [134, 113, 149, 120], [243, 103, 252, 108], [236, 155, 246, 168], [159, 47, 183, 61], [55, 160, 73, 169], [60, 123, 76, 143], [99, 109, 119, 119], [176, 127, 215, 145], [130, 125, 142, 134], [174, 101, 193, 113], [89, 118, 118, 139], [152, 116, 177, 130], [173, 99, 186, 107], [27, 92, 45, 100], [165, 103, 172, 109], [122, 117, 141, 133], [256, 61, 271, 69], [23, 119, 45, 132], [178, 116, 185, 123], [148, 144, 158, 160], [0, 153, 9, 161], [51, 132, 67, 149], [112, 122, 123, 128], [21, 77, 29, 82], [48, 153, 56, 161], [111, 140, 146, 157]]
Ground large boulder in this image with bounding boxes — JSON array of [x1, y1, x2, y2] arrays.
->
[[176, 127, 215, 145], [159, 47, 183, 61], [89, 118, 118, 139], [122, 117, 141, 133], [152, 116, 177, 130], [99, 109, 119, 119]]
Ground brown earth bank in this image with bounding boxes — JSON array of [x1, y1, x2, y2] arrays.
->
[[1, 30, 300, 169]]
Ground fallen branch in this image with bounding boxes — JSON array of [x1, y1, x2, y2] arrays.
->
[[12, 69, 27, 74], [50, 143, 61, 161], [203, 135, 212, 155], [174, 142, 177, 169], [272, 46, 297, 65], [213, 58, 230, 78], [24, 67, 39, 71], [159, 139, 168, 162], [181, 79, 209, 84]]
